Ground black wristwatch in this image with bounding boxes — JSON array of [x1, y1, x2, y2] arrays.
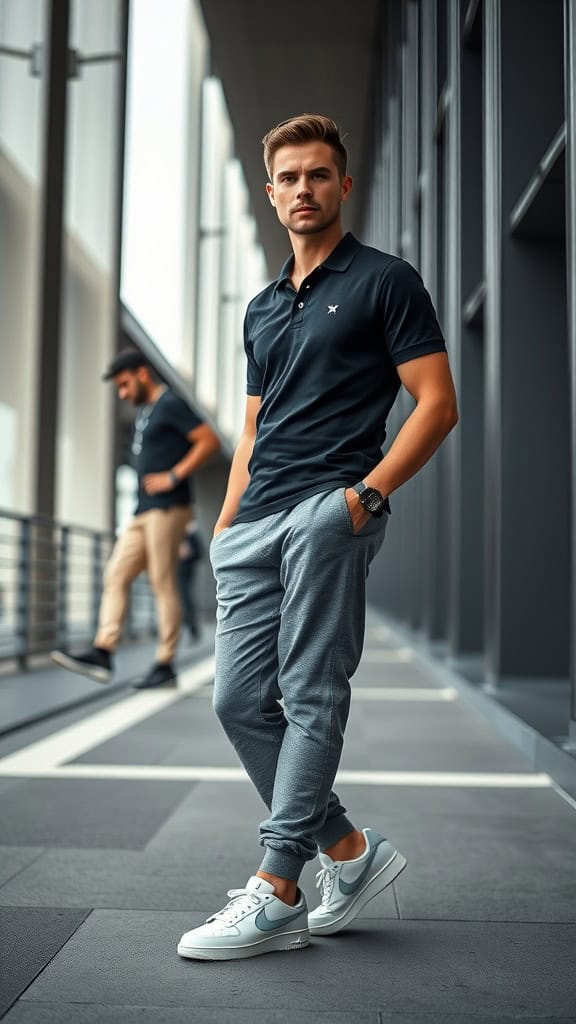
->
[[353, 481, 388, 518]]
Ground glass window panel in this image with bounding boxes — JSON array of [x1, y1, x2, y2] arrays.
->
[[0, 0, 46, 513]]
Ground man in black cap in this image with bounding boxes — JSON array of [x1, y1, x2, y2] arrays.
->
[[51, 348, 220, 688]]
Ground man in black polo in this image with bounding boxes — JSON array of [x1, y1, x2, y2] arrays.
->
[[178, 114, 458, 961], [51, 348, 220, 689]]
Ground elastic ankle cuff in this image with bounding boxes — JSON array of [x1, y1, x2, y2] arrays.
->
[[314, 814, 356, 853], [259, 847, 306, 882]]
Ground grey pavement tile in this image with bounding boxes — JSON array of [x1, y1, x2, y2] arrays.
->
[[0, 637, 214, 741], [0, 782, 400, 916], [71, 695, 237, 767], [3, 781, 572, 922], [0, 691, 130, 760], [4, 1006, 382, 1024], [0, 778, 194, 849], [340, 701, 534, 773], [20, 912, 576, 1018], [0, 907, 90, 1017], [0, 778, 26, 796], [0, 847, 43, 888], [70, 682, 533, 774], [5, 1011, 576, 1024], [305, 785, 576, 922], [352, 660, 447, 688]]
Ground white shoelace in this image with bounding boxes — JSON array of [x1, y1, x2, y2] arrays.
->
[[208, 888, 264, 927], [315, 864, 339, 906]]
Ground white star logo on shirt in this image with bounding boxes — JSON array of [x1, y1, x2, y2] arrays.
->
[[327, 304, 339, 314]]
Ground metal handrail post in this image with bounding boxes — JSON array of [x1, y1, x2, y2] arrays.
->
[[17, 519, 31, 670], [57, 525, 69, 648], [92, 533, 102, 635]]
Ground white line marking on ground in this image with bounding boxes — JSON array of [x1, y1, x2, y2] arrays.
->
[[0, 762, 552, 788], [550, 780, 576, 812], [0, 657, 215, 773], [361, 648, 415, 663], [352, 687, 456, 701]]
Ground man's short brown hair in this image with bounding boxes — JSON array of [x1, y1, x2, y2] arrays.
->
[[262, 114, 348, 180]]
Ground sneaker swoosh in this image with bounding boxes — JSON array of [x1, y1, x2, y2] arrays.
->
[[254, 906, 305, 932], [338, 841, 387, 896]]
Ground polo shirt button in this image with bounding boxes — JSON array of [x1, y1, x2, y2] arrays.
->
[[298, 301, 304, 308], [305, 285, 310, 289]]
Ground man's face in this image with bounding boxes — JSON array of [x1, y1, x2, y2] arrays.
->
[[113, 368, 149, 405], [265, 141, 352, 236]]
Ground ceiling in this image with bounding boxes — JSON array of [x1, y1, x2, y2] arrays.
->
[[198, 0, 381, 276]]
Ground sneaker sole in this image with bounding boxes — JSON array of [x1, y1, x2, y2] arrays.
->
[[308, 850, 407, 936], [50, 651, 111, 684], [177, 927, 310, 960], [133, 677, 177, 690]]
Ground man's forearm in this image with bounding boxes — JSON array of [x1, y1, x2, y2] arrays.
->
[[172, 436, 220, 481], [364, 398, 457, 498], [215, 433, 254, 531]]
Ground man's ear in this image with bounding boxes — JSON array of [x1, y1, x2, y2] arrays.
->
[[266, 182, 275, 207], [340, 175, 353, 203]]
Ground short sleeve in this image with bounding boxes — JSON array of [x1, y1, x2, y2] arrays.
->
[[380, 258, 446, 366], [244, 312, 262, 396], [164, 393, 203, 435]]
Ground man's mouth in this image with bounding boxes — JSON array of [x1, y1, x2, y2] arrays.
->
[[292, 205, 320, 213]]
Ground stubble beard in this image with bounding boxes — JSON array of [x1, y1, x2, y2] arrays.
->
[[132, 381, 150, 406], [286, 205, 340, 236]]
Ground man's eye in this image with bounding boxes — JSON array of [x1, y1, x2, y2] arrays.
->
[[313, 173, 327, 179], [281, 175, 294, 183]]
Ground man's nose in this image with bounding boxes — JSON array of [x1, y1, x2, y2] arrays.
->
[[297, 178, 312, 198]]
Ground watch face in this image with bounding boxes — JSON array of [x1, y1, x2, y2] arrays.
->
[[360, 488, 384, 514]]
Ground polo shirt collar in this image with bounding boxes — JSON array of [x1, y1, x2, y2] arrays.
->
[[273, 232, 361, 294]]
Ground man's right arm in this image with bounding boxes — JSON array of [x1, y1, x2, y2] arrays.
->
[[213, 395, 261, 536]]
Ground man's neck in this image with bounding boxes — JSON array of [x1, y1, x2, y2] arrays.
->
[[288, 224, 344, 288], [147, 382, 167, 405]]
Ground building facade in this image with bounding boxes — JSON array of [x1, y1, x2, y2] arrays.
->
[[1, 0, 575, 772]]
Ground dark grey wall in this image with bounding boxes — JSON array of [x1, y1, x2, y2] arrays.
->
[[364, 0, 575, 746]]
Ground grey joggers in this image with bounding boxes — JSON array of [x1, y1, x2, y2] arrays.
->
[[210, 487, 388, 882]]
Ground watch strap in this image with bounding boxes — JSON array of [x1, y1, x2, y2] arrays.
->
[[352, 481, 391, 515]]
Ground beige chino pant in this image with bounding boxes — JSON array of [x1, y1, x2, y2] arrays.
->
[[95, 505, 190, 663]]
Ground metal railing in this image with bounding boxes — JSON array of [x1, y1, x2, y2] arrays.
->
[[0, 509, 156, 668]]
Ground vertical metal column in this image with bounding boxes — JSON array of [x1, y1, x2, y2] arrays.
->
[[108, 0, 131, 533], [565, 0, 576, 743], [446, 0, 462, 659], [483, 0, 503, 685], [446, 0, 485, 663], [417, 0, 438, 639], [33, 0, 70, 518], [484, 0, 569, 686]]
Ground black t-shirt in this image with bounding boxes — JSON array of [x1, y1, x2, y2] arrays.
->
[[235, 233, 446, 524], [133, 389, 202, 514]]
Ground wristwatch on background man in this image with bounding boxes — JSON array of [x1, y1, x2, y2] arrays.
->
[[353, 481, 388, 518]]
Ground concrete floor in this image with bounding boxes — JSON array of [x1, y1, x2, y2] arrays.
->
[[0, 611, 575, 1023]]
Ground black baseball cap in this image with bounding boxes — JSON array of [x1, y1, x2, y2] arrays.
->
[[102, 347, 149, 381]]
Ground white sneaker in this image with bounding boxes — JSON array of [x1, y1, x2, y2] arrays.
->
[[177, 876, 310, 961], [308, 827, 407, 936]]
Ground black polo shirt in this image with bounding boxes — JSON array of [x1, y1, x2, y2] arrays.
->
[[234, 232, 446, 524], [134, 389, 202, 514]]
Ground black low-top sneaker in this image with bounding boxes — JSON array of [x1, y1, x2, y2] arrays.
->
[[50, 647, 113, 684], [133, 661, 177, 689]]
